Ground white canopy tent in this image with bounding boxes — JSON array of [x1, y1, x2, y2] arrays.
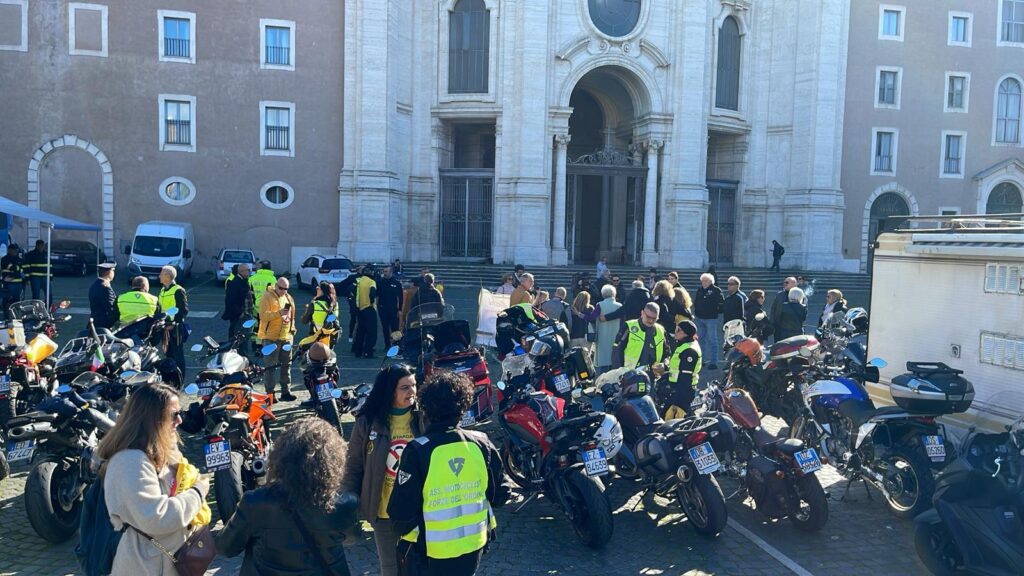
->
[[0, 196, 102, 307]]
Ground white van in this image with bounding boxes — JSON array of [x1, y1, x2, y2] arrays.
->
[[124, 221, 195, 281]]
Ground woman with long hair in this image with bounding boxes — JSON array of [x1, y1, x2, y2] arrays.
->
[[651, 280, 676, 336], [569, 291, 599, 350], [301, 280, 340, 336], [672, 286, 694, 324], [98, 383, 210, 576], [215, 417, 358, 575], [340, 364, 422, 576]]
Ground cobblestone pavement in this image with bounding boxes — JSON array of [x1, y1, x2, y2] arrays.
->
[[0, 278, 921, 575]]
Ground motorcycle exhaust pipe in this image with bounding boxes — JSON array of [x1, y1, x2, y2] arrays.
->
[[251, 457, 268, 477], [8, 421, 53, 439], [676, 464, 693, 483]]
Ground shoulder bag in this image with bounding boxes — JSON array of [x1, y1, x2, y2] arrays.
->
[[130, 523, 216, 576]]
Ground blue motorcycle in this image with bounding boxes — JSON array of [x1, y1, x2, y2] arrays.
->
[[789, 359, 973, 518]]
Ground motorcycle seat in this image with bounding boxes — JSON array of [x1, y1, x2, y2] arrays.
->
[[196, 369, 225, 381], [775, 438, 805, 455], [752, 427, 786, 451]]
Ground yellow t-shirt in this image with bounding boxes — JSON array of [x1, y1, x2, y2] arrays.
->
[[378, 409, 415, 519]]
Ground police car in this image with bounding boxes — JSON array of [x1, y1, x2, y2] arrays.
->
[[296, 255, 354, 290]]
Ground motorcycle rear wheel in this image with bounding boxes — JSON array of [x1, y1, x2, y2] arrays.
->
[[788, 474, 829, 532], [25, 460, 82, 543], [320, 399, 345, 438], [913, 521, 961, 576], [214, 452, 246, 523], [0, 449, 9, 482], [565, 471, 614, 549], [677, 473, 728, 537], [883, 446, 935, 520], [0, 382, 20, 430]]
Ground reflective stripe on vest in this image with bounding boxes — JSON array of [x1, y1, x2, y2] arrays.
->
[[250, 271, 275, 313], [356, 277, 376, 310], [117, 291, 159, 324], [669, 340, 702, 387], [158, 284, 183, 313], [622, 319, 665, 369], [419, 441, 494, 559]]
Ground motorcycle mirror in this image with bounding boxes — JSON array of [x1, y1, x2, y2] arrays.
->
[[242, 319, 256, 329], [867, 357, 888, 368], [326, 314, 337, 323], [386, 346, 400, 358], [260, 343, 278, 356], [330, 388, 343, 399], [282, 344, 292, 352], [165, 307, 179, 318], [571, 388, 582, 400], [121, 370, 137, 379], [190, 344, 203, 353], [57, 384, 72, 394], [496, 380, 506, 391], [184, 383, 200, 395]]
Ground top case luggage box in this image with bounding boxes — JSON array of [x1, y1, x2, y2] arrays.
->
[[890, 362, 974, 414]]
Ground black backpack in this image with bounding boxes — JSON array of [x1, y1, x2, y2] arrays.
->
[[75, 479, 124, 576]]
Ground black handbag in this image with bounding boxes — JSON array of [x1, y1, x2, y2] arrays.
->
[[131, 523, 216, 576]]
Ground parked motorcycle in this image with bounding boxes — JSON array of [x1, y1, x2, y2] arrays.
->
[[701, 380, 829, 531], [914, 409, 1023, 576], [722, 334, 821, 427], [587, 367, 732, 537], [790, 359, 974, 518], [114, 312, 187, 388], [0, 333, 60, 431], [294, 319, 352, 436], [7, 299, 72, 341], [188, 318, 258, 398]]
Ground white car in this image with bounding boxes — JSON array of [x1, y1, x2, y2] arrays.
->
[[295, 255, 354, 290], [215, 249, 257, 281]]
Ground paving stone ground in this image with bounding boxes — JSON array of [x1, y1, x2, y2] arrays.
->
[[0, 277, 921, 575]]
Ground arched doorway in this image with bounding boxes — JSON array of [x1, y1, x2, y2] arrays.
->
[[986, 182, 1023, 215], [563, 66, 651, 265], [867, 192, 910, 269]]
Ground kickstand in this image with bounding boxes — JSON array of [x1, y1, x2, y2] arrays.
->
[[630, 487, 650, 512], [514, 492, 539, 514], [862, 478, 874, 501], [840, 477, 857, 502]]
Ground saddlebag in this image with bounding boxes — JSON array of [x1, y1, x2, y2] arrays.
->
[[745, 455, 789, 519]]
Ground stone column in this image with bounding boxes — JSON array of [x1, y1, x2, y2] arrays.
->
[[642, 140, 663, 265], [551, 134, 571, 265]]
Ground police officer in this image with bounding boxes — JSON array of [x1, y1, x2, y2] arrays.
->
[[660, 320, 702, 419], [612, 302, 669, 370], [115, 276, 159, 325], [248, 261, 276, 319], [88, 263, 117, 330], [1, 243, 23, 319], [352, 265, 378, 358], [388, 371, 509, 576], [22, 240, 49, 301], [378, 265, 403, 348], [158, 265, 189, 374]]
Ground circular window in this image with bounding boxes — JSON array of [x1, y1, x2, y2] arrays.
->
[[260, 181, 295, 209], [588, 0, 642, 38], [158, 177, 196, 206]]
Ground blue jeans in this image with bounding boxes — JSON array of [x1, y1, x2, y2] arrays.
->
[[29, 277, 46, 301], [695, 316, 721, 366]]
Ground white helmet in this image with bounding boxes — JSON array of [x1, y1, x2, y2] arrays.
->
[[593, 413, 624, 459]]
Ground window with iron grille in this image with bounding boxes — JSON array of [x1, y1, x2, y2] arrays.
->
[[947, 76, 966, 110], [943, 134, 963, 175], [448, 0, 489, 94], [265, 26, 289, 66], [1002, 0, 1024, 44], [265, 107, 290, 151], [874, 131, 894, 173], [878, 70, 898, 106], [996, 78, 1022, 144], [164, 17, 189, 58], [164, 100, 191, 145]]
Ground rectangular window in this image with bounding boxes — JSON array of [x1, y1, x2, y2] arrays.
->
[[259, 100, 295, 156], [158, 10, 194, 63], [0, 0, 29, 52], [949, 12, 972, 46], [874, 131, 895, 173], [945, 73, 970, 113], [941, 132, 965, 177], [158, 94, 196, 152], [68, 3, 107, 57], [1001, 0, 1024, 45], [980, 332, 1024, 370], [879, 5, 905, 41], [878, 70, 897, 105], [985, 263, 1023, 294], [259, 19, 295, 71]]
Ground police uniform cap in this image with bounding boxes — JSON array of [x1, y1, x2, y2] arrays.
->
[[97, 263, 116, 271]]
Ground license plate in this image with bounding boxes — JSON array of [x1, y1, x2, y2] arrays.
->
[[203, 440, 232, 473], [552, 373, 570, 394], [582, 447, 609, 476], [794, 448, 823, 474], [5, 439, 35, 463], [316, 382, 335, 402], [688, 442, 721, 475], [0, 375, 10, 394], [460, 409, 476, 428], [197, 382, 214, 397], [923, 435, 946, 462]]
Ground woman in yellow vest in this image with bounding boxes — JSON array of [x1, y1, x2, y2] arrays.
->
[[301, 281, 341, 346], [388, 371, 509, 576], [661, 320, 703, 420]]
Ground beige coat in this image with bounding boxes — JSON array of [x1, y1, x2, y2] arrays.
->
[[104, 449, 207, 576]]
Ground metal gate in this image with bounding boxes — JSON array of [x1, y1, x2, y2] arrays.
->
[[707, 181, 737, 265], [565, 148, 646, 265], [440, 170, 493, 261]]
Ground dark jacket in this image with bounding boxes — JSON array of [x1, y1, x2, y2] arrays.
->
[[340, 411, 424, 522], [604, 286, 650, 326], [770, 288, 790, 329], [378, 276, 404, 312], [214, 485, 358, 576], [88, 279, 116, 329], [744, 299, 772, 341], [653, 295, 674, 335], [723, 290, 748, 324], [223, 274, 254, 321], [772, 242, 785, 258], [776, 301, 807, 341], [411, 284, 443, 311], [693, 285, 724, 320]]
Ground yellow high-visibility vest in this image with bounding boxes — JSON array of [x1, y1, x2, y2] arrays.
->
[[622, 319, 665, 369], [116, 290, 159, 324]]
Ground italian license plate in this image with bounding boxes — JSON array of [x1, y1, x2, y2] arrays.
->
[[6, 439, 35, 463], [794, 448, 823, 474], [460, 409, 476, 428], [582, 447, 609, 476], [923, 435, 946, 462], [0, 375, 10, 394], [316, 382, 335, 402], [203, 440, 232, 473], [197, 382, 215, 397], [552, 373, 571, 394], [688, 442, 721, 475]]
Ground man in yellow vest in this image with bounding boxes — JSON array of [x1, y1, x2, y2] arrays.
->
[[248, 261, 276, 318], [612, 302, 668, 370], [158, 265, 189, 376], [388, 371, 509, 575], [352, 265, 378, 358], [115, 276, 159, 325], [661, 320, 702, 419]]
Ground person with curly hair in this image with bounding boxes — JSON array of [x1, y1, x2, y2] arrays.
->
[[215, 417, 358, 575], [388, 372, 510, 576]]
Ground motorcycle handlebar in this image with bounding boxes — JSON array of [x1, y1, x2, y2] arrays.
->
[[86, 408, 116, 435]]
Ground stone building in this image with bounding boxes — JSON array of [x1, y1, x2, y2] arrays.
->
[[842, 0, 1024, 271]]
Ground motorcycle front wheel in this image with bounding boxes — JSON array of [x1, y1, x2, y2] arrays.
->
[[788, 474, 829, 532], [883, 446, 935, 520], [0, 449, 8, 482], [500, 441, 533, 490], [25, 460, 82, 543], [214, 452, 246, 523], [0, 382, 20, 429], [564, 470, 614, 549], [913, 521, 961, 576], [319, 398, 345, 438], [677, 473, 728, 537]]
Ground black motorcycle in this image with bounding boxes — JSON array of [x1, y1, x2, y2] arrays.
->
[[914, 414, 1024, 576]]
